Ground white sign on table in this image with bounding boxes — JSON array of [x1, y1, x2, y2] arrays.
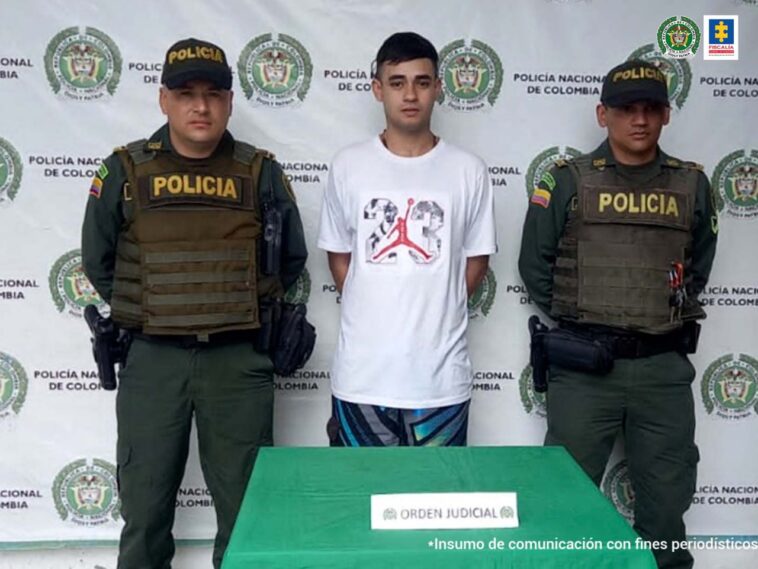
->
[[371, 492, 519, 530]]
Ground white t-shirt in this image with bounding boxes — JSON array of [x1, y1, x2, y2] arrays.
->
[[317, 137, 497, 408]]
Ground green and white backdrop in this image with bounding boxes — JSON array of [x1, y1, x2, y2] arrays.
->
[[1, 0, 756, 567]]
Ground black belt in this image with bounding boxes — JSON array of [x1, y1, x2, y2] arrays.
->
[[560, 323, 684, 359], [132, 329, 257, 348]]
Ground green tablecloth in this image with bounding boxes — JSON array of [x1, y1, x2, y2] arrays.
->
[[223, 446, 657, 569]]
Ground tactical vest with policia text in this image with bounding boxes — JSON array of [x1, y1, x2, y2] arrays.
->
[[109, 139, 283, 335], [551, 154, 703, 335]]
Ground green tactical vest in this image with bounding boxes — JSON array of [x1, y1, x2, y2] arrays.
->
[[109, 139, 283, 335], [551, 155, 702, 334]]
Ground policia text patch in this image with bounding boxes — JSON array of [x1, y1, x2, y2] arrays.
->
[[582, 185, 692, 229], [140, 174, 248, 207]]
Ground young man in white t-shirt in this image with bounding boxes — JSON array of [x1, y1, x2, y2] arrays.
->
[[318, 32, 497, 446]]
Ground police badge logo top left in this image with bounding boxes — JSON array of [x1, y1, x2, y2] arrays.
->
[[44, 26, 122, 100], [0, 136, 23, 204], [49, 249, 105, 317], [52, 458, 120, 526], [0, 351, 28, 420], [284, 268, 312, 305], [237, 33, 312, 107], [656, 17, 701, 59], [712, 149, 758, 219], [518, 364, 547, 418], [701, 354, 758, 420], [467, 268, 497, 319], [602, 460, 635, 523], [437, 38, 503, 111]]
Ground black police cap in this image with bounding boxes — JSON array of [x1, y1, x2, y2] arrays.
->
[[601, 60, 669, 107], [161, 38, 232, 90]]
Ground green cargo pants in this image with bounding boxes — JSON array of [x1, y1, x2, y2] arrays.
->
[[545, 350, 698, 569], [115, 336, 274, 569]]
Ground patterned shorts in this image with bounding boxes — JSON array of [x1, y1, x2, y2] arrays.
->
[[328, 396, 470, 447]]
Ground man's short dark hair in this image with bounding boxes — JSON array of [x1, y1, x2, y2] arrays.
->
[[373, 32, 438, 79]]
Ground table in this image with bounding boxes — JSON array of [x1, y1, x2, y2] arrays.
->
[[223, 446, 657, 568]]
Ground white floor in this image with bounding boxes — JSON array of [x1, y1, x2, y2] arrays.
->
[[0, 545, 756, 568]]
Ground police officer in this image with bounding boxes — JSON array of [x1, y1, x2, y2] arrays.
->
[[81, 38, 307, 569], [519, 60, 718, 569]]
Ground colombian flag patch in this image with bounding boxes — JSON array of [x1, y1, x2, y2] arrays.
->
[[89, 176, 103, 198], [530, 188, 551, 208]]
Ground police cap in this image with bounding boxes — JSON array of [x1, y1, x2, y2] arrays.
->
[[601, 59, 669, 107], [161, 38, 232, 90]]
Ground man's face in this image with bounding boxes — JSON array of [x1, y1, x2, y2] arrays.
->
[[596, 101, 670, 164], [371, 58, 440, 135], [159, 79, 233, 158]]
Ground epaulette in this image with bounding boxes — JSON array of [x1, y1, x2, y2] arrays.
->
[[686, 161, 704, 171], [592, 158, 607, 169], [554, 158, 569, 168], [121, 139, 154, 165], [664, 157, 703, 171], [256, 148, 276, 161]]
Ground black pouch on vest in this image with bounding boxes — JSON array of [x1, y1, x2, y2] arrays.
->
[[679, 321, 701, 354], [271, 302, 316, 376], [544, 328, 614, 375], [254, 299, 281, 354]]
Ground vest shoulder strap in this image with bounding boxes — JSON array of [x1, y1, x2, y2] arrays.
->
[[233, 141, 276, 166], [119, 139, 154, 166]]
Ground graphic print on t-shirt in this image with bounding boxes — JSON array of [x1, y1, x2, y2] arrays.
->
[[363, 197, 444, 264]]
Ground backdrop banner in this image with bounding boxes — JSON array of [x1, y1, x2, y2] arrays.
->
[[1, 0, 756, 549]]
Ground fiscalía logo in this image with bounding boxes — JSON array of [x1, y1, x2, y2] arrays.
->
[[284, 268, 312, 305], [526, 146, 582, 199], [0, 351, 28, 419], [0, 137, 23, 204], [44, 27, 121, 100], [712, 150, 758, 218], [657, 16, 701, 59], [701, 354, 758, 420], [602, 460, 635, 522], [518, 364, 546, 417], [437, 39, 503, 111], [627, 44, 691, 110], [238, 33, 312, 106], [468, 268, 497, 319], [53, 458, 120, 525], [703, 16, 739, 60], [49, 249, 105, 317]]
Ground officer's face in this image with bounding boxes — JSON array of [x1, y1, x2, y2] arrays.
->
[[597, 101, 670, 165], [159, 80, 233, 159], [372, 58, 440, 135]]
